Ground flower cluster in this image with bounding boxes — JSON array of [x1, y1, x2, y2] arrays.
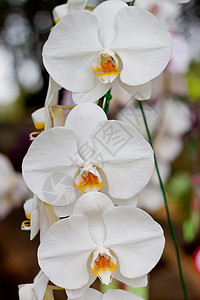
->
[[19, 0, 190, 299]]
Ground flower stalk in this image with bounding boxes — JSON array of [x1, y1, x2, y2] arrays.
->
[[138, 100, 188, 300], [103, 89, 112, 117]]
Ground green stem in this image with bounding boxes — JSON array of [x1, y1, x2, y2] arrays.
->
[[130, 0, 136, 6], [138, 100, 188, 300], [103, 89, 112, 117]]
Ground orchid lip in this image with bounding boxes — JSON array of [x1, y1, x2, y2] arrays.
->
[[91, 249, 117, 285], [92, 49, 121, 84], [74, 166, 104, 192]]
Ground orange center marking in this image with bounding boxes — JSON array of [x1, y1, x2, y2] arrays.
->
[[101, 60, 115, 73], [75, 171, 104, 192], [91, 253, 117, 276], [82, 172, 99, 184]]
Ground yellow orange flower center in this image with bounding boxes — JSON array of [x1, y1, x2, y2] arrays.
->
[[101, 55, 116, 72], [92, 52, 121, 83], [82, 171, 99, 184], [91, 252, 117, 285], [75, 170, 104, 193]]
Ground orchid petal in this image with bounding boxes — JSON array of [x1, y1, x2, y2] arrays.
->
[[66, 273, 96, 299], [68, 288, 102, 300], [45, 77, 61, 129], [53, 0, 87, 23], [93, 0, 127, 48], [112, 195, 137, 207], [65, 103, 107, 151], [23, 196, 37, 218], [31, 108, 45, 130], [22, 127, 83, 205], [74, 192, 114, 245], [92, 120, 154, 198], [52, 185, 81, 218], [23, 196, 40, 240], [44, 77, 61, 107], [51, 108, 67, 127], [18, 284, 35, 300], [38, 215, 96, 289], [114, 269, 148, 288], [72, 78, 111, 104], [68, 0, 87, 12], [30, 209, 40, 240], [39, 201, 59, 240], [112, 7, 172, 85], [34, 270, 49, 300], [98, 169, 137, 207], [119, 80, 151, 100], [43, 11, 102, 92], [53, 3, 69, 23], [104, 207, 165, 278], [44, 289, 54, 300], [74, 192, 114, 216]]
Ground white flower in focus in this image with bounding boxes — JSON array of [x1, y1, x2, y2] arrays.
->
[[43, 1, 172, 103], [19, 270, 54, 300], [22, 103, 154, 214], [69, 288, 145, 300], [38, 192, 165, 299], [0, 153, 28, 220]]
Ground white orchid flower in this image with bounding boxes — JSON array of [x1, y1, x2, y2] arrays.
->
[[69, 288, 145, 300], [43, 0, 172, 103], [38, 192, 165, 299], [21, 194, 59, 240], [21, 195, 40, 240], [19, 270, 54, 300], [22, 103, 154, 214]]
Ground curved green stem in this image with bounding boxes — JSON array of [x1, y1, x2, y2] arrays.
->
[[103, 89, 112, 117], [138, 100, 188, 300]]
